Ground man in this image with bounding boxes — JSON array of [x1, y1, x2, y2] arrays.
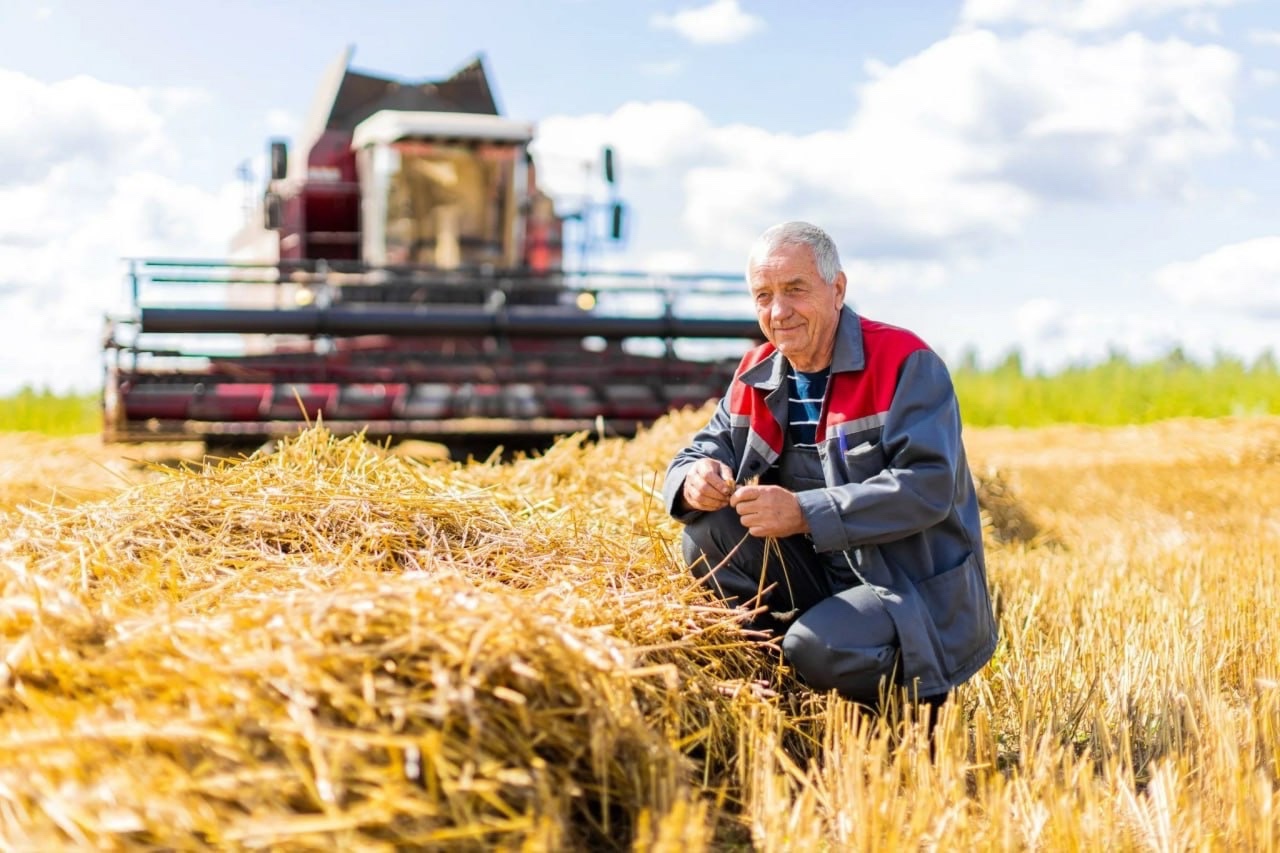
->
[[664, 221, 997, 714]]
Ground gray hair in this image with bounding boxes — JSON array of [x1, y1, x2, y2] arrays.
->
[[747, 221, 842, 285]]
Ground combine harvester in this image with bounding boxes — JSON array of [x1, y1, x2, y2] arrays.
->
[[102, 49, 759, 457]]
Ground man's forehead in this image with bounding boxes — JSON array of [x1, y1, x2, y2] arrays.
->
[[749, 245, 820, 281], [749, 271, 809, 290]]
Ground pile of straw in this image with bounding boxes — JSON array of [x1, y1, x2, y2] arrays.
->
[[0, 412, 819, 850]]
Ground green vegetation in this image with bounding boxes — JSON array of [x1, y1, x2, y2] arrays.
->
[[0, 387, 100, 435], [1, 349, 1277, 436], [953, 348, 1280, 427]]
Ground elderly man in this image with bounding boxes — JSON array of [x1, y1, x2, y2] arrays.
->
[[664, 221, 997, 714]]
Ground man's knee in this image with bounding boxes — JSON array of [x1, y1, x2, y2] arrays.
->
[[781, 620, 898, 704], [680, 507, 745, 574], [682, 527, 708, 576]]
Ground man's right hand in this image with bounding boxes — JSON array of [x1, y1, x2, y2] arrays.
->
[[682, 457, 736, 512]]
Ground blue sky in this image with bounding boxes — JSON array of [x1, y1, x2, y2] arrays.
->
[[2, 0, 1279, 395]]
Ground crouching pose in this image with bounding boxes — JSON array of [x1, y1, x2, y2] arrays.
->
[[664, 221, 997, 715]]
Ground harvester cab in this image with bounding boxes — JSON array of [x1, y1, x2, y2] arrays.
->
[[102, 49, 760, 457]]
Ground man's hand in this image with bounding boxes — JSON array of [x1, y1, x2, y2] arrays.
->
[[682, 458, 736, 512], [730, 484, 809, 538]]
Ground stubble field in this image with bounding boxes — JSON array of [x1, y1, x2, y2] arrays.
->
[[0, 413, 1276, 850]]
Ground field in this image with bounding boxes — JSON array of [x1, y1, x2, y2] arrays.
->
[[0, 411, 1277, 849]]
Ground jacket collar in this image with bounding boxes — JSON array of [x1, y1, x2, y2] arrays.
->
[[739, 305, 864, 389]]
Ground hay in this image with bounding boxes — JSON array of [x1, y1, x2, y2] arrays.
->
[[0, 416, 807, 850], [5, 411, 1280, 849], [975, 468, 1047, 547]]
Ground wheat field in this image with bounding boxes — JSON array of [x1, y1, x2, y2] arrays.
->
[[0, 411, 1276, 850]]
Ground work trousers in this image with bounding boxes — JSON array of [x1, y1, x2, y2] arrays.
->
[[683, 505, 946, 717]]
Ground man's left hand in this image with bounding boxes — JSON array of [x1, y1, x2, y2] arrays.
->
[[729, 485, 809, 538]]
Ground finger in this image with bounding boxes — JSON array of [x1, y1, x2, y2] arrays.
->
[[689, 482, 725, 512], [707, 471, 733, 497]]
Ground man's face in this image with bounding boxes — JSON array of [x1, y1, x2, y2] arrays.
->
[[748, 242, 846, 372]]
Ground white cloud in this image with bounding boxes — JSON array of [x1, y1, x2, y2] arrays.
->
[[650, 0, 763, 45], [0, 70, 242, 394], [1250, 29, 1280, 46], [842, 260, 949, 295], [265, 108, 299, 136], [961, 0, 1242, 33], [1015, 298, 1066, 342], [0, 69, 173, 185], [863, 58, 892, 80], [942, 297, 1271, 373], [1181, 11, 1221, 35], [532, 29, 1239, 271], [532, 100, 712, 195], [681, 163, 793, 253], [637, 249, 703, 273], [1155, 235, 1280, 315]]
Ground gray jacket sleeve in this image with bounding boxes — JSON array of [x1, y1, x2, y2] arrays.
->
[[662, 396, 738, 523], [797, 350, 964, 552]]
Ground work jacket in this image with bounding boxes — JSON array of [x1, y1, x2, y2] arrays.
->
[[664, 306, 998, 696]]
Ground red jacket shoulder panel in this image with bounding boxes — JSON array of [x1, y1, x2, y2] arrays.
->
[[823, 318, 930, 431]]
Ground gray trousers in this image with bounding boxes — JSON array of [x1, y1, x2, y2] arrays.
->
[[683, 506, 900, 706]]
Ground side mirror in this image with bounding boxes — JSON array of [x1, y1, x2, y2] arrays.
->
[[269, 139, 289, 182], [610, 202, 625, 241], [603, 146, 616, 185], [264, 192, 283, 230]]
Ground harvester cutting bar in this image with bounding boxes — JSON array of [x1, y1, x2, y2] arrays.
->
[[107, 259, 758, 452], [138, 306, 762, 340]]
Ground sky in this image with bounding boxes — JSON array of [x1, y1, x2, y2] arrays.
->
[[2, 0, 1279, 396]]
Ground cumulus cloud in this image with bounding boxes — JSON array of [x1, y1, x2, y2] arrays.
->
[[961, 0, 1243, 33], [650, 0, 763, 45], [1015, 298, 1067, 342], [265, 108, 300, 136], [924, 294, 1267, 373], [0, 69, 242, 394], [1181, 11, 1222, 35], [1034, 304, 1275, 370], [0, 69, 171, 185], [1250, 29, 1280, 47], [1155, 236, 1280, 316], [532, 29, 1239, 270], [842, 260, 949, 295], [532, 100, 713, 197]]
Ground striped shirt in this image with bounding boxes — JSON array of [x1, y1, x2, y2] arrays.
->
[[787, 368, 829, 447]]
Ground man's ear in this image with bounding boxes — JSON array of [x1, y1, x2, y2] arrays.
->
[[834, 270, 848, 305]]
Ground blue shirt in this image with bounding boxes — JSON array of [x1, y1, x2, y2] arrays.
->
[[787, 368, 829, 447]]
